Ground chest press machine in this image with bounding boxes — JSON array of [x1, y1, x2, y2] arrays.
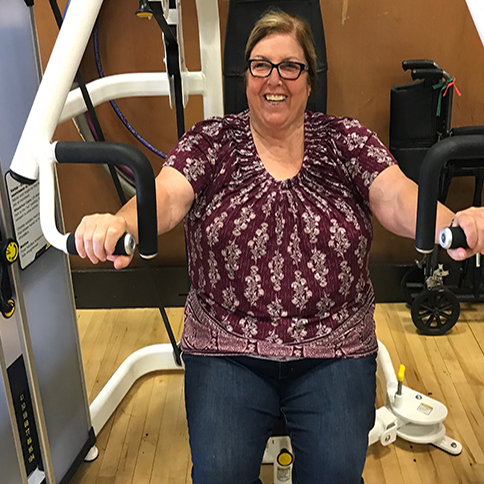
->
[[0, 0, 472, 483]]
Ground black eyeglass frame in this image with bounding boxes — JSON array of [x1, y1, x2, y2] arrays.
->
[[247, 59, 309, 80]]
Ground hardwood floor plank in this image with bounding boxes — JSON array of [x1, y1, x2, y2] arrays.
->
[[115, 376, 156, 484], [150, 373, 190, 483], [373, 445, 406, 484]]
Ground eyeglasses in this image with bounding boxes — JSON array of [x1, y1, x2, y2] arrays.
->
[[248, 59, 308, 80]]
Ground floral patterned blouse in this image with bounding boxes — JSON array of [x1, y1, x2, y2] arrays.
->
[[165, 110, 396, 359]]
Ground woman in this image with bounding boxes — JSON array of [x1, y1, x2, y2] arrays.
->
[[75, 10, 484, 484]]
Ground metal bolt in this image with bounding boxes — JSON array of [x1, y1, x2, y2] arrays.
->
[[451, 442, 457, 448], [416, 394, 422, 400], [385, 435, 391, 442]]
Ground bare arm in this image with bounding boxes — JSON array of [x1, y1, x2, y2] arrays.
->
[[75, 166, 194, 269], [369, 164, 484, 261], [369, 164, 454, 243], [369, 165, 454, 239], [116, 166, 194, 238]]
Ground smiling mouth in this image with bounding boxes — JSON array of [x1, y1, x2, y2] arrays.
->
[[264, 94, 287, 105]]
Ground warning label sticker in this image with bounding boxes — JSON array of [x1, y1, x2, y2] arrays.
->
[[5, 172, 49, 270]]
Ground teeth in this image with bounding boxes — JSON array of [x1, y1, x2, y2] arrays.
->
[[265, 94, 286, 103]]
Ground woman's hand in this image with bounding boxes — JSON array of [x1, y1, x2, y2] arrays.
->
[[447, 207, 484, 261], [74, 213, 134, 270]]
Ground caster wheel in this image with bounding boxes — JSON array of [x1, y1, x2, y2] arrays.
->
[[411, 287, 460, 335], [401, 265, 425, 305]]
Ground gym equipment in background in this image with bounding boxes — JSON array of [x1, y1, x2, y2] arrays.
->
[[391, 60, 484, 335]]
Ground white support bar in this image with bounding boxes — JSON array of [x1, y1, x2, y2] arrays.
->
[[466, 0, 484, 49], [9, 0, 223, 254], [89, 344, 183, 435], [195, 0, 224, 118], [59, 72, 206, 124], [38, 150, 70, 253], [376, 340, 398, 397], [10, 0, 104, 181]]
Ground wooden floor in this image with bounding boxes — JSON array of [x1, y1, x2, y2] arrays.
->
[[70, 303, 484, 484]]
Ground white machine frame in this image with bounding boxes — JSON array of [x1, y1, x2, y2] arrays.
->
[[11, 0, 465, 482]]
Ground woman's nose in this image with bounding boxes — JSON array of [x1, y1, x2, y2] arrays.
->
[[267, 67, 282, 83]]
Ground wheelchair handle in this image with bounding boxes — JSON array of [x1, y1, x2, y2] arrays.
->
[[403, 59, 441, 71], [66, 232, 136, 256], [403, 60, 452, 82], [411, 68, 443, 82], [439, 226, 469, 250]]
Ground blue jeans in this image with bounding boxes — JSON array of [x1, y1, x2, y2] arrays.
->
[[183, 352, 377, 484]]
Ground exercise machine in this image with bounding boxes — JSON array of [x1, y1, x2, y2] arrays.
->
[[0, 1, 97, 482], [3, 1, 471, 483]]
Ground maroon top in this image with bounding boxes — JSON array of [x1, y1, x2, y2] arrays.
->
[[165, 110, 396, 359]]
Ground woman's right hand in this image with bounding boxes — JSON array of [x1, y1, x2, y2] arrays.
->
[[74, 213, 134, 270]]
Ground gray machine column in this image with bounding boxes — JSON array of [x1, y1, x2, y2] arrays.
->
[[0, 1, 95, 482], [0, 342, 26, 484]]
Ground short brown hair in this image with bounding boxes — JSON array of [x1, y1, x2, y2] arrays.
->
[[244, 9, 317, 91]]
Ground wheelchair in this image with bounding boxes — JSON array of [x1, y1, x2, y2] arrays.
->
[[391, 59, 484, 335]]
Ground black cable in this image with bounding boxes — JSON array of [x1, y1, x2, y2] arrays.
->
[[142, 259, 183, 366], [48, 0, 127, 205], [150, 2, 185, 138], [144, 2, 188, 364]]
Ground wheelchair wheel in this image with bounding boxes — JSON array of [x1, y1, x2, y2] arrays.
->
[[400, 265, 425, 305], [411, 287, 460, 335]]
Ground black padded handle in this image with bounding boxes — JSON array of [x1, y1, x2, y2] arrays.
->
[[415, 135, 484, 253], [55, 142, 157, 259], [451, 126, 484, 137], [411, 68, 443, 82], [439, 226, 469, 250], [402, 59, 441, 71], [66, 232, 136, 256]]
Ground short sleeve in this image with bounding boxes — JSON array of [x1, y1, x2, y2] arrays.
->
[[334, 118, 396, 202], [164, 117, 224, 197]]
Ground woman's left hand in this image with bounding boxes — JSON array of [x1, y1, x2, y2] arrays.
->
[[447, 207, 484, 261]]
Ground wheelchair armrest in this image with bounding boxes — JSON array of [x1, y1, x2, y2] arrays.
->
[[451, 126, 484, 137]]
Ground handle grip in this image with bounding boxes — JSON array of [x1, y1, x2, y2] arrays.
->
[[411, 68, 443, 82], [402, 59, 441, 71], [439, 226, 469, 250], [66, 232, 136, 256]]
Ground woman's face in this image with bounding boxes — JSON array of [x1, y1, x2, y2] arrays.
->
[[246, 33, 311, 133]]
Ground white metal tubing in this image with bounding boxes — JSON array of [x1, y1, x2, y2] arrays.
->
[[38, 152, 70, 253], [466, 0, 484, 49], [10, 0, 104, 180], [59, 72, 206, 124], [89, 344, 183, 435], [195, 0, 224, 118], [368, 419, 384, 447], [376, 340, 398, 396]]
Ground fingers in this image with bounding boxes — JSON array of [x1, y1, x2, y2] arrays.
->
[[447, 207, 484, 260], [446, 247, 471, 261], [75, 214, 128, 265], [107, 254, 133, 270]]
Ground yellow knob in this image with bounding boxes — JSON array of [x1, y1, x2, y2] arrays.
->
[[277, 449, 293, 467], [397, 364, 406, 382], [4, 299, 15, 318], [5, 241, 18, 263], [136, 11, 153, 18]]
